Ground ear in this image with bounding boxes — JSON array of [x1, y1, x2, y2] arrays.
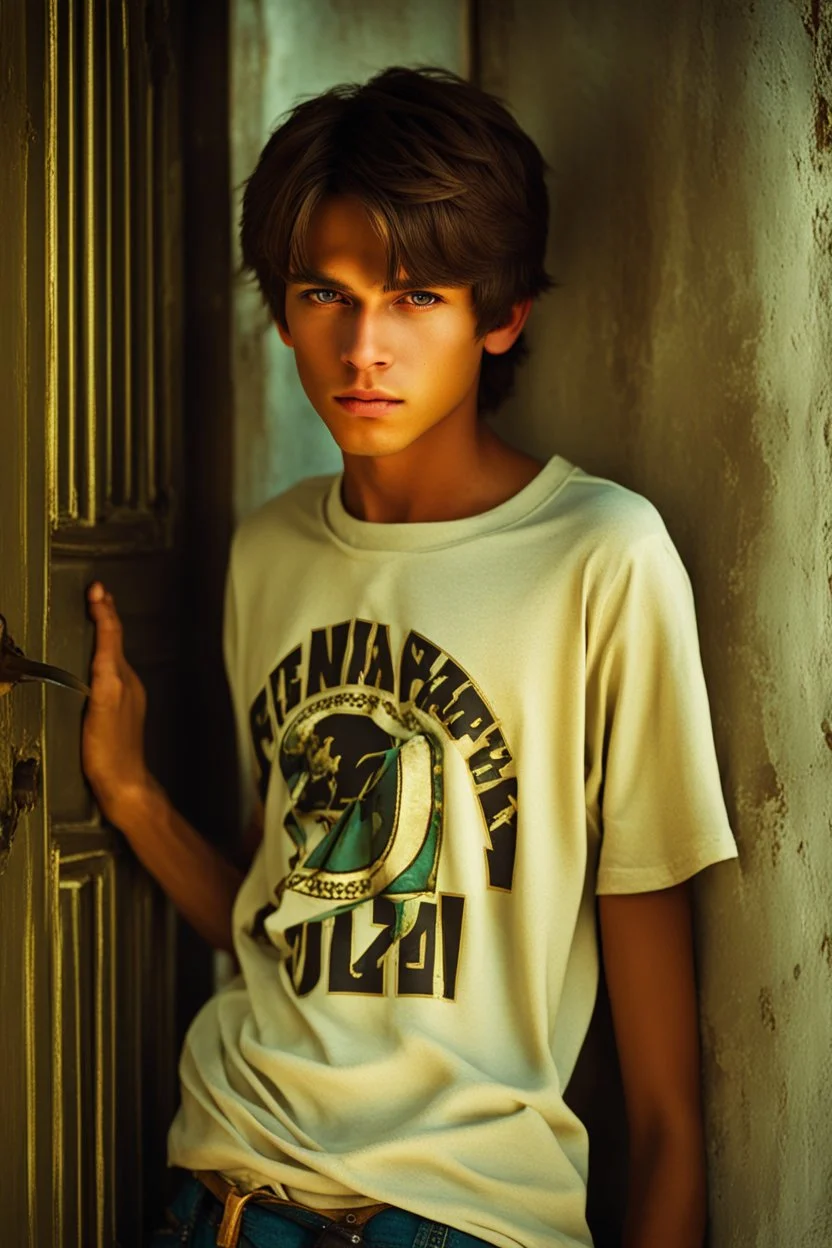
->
[[275, 318, 294, 349], [482, 297, 533, 356]]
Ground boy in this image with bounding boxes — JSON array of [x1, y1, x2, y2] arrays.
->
[[83, 66, 737, 1248]]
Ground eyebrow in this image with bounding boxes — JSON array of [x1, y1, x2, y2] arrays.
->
[[288, 268, 463, 294]]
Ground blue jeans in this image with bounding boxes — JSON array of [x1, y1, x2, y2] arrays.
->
[[148, 1173, 497, 1248]]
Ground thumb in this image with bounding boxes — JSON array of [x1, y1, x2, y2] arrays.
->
[[87, 583, 125, 669]]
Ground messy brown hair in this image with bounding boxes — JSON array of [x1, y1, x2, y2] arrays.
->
[[239, 65, 555, 415]]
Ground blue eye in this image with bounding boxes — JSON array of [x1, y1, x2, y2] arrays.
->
[[300, 289, 442, 309], [303, 289, 342, 305]]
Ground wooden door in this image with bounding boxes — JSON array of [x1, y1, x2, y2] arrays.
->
[[0, 2, 189, 1244]]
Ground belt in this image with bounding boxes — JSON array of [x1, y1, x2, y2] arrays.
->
[[193, 1168, 391, 1248]]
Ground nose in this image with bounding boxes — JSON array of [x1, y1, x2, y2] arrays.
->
[[339, 307, 393, 373]]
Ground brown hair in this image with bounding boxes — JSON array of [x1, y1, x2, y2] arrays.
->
[[239, 65, 555, 415]]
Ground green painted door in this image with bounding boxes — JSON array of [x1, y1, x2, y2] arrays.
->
[[0, 3, 187, 1243]]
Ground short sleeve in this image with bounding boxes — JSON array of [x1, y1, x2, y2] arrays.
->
[[585, 527, 738, 893], [222, 529, 256, 836]]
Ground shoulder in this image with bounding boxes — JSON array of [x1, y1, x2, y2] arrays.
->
[[557, 464, 670, 548], [230, 473, 337, 565], [549, 471, 703, 685], [552, 463, 682, 573], [547, 466, 695, 634]]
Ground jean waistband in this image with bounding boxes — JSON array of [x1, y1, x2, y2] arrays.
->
[[172, 1171, 497, 1248], [195, 1168, 389, 1247]]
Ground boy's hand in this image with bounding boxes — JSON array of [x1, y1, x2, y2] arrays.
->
[[82, 582, 153, 823]]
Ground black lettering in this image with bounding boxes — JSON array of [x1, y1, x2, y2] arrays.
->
[[440, 895, 465, 1000], [396, 902, 437, 996], [345, 620, 395, 691], [363, 624, 395, 692], [284, 920, 323, 996], [328, 898, 396, 994], [346, 620, 372, 684], [306, 621, 352, 696], [249, 688, 274, 804], [398, 631, 442, 703], [467, 725, 512, 787], [268, 645, 303, 728], [477, 777, 518, 890], [442, 684, 493, 744], [415, 658, 468, 721]]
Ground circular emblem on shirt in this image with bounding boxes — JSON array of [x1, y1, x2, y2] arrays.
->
[[273, 690, 444, 928]]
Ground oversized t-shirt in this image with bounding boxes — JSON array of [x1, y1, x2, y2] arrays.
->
[[167, 454, 738, 1248]]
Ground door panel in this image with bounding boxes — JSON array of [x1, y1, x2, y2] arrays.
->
[[0, 2, 187, 1245], [0, 0, 51, 1243], [47, 0, 184, 1242]]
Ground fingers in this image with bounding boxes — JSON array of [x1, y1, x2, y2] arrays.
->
[[87, 582, 123, 665], [87, 581, 117, 613]]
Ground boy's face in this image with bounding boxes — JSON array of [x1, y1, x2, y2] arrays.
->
[[277, 194, 530, 459]]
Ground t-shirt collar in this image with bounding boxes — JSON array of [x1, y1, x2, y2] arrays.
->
[[322, 454, 574, 552]]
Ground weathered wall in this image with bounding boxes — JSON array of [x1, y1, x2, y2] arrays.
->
[[230, 0, 469, 522], [480, 1, 832, 1243]]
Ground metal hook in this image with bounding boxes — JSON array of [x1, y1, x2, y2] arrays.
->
[[0, 614, 91, 698]]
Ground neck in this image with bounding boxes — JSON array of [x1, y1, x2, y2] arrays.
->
[[341, 415, 544, 526]]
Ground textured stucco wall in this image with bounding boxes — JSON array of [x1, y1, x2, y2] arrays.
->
[[230, 0, 468, 523], [479, 1, 832, 1243]]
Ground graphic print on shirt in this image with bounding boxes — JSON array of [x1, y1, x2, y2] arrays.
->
[[273, 689, 445, 934], [243, 619, 518, 999]]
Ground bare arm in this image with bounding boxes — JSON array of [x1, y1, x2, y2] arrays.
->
[[598, 882, 707, 1248], [81, 581, 263, 954], [112, 780, 263, 954]]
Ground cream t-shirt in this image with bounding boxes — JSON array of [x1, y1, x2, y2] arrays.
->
[[167, 455, 738, 1248]]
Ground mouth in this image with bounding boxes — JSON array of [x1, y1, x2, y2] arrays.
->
[[334, 396, 404, 416]]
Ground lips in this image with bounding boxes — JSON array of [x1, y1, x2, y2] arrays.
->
[[334, 395, 404, 416], [336, 389, 400, 401]]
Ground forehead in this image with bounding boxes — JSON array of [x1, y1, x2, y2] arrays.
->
[[300, 194, 391, 280], [304, 194, 384, 264], [294, 193, 468, 296]]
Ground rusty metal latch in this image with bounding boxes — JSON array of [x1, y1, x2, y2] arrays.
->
[[0, 613, 88, 876], [0, 613, 91, 697], [0, 754, 40, 875]]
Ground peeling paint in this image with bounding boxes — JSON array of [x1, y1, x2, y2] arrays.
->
[[815, 94, 832, 149], [803, 0, 822, 42], [759, 987, 777, 1032]]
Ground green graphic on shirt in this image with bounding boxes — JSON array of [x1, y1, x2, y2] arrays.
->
[[270, 691, 444, 940], [246, 619, 518, 971], [248, 620, 518, 903]]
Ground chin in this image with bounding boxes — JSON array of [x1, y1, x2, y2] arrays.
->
[[324, 417, 424, 458]]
